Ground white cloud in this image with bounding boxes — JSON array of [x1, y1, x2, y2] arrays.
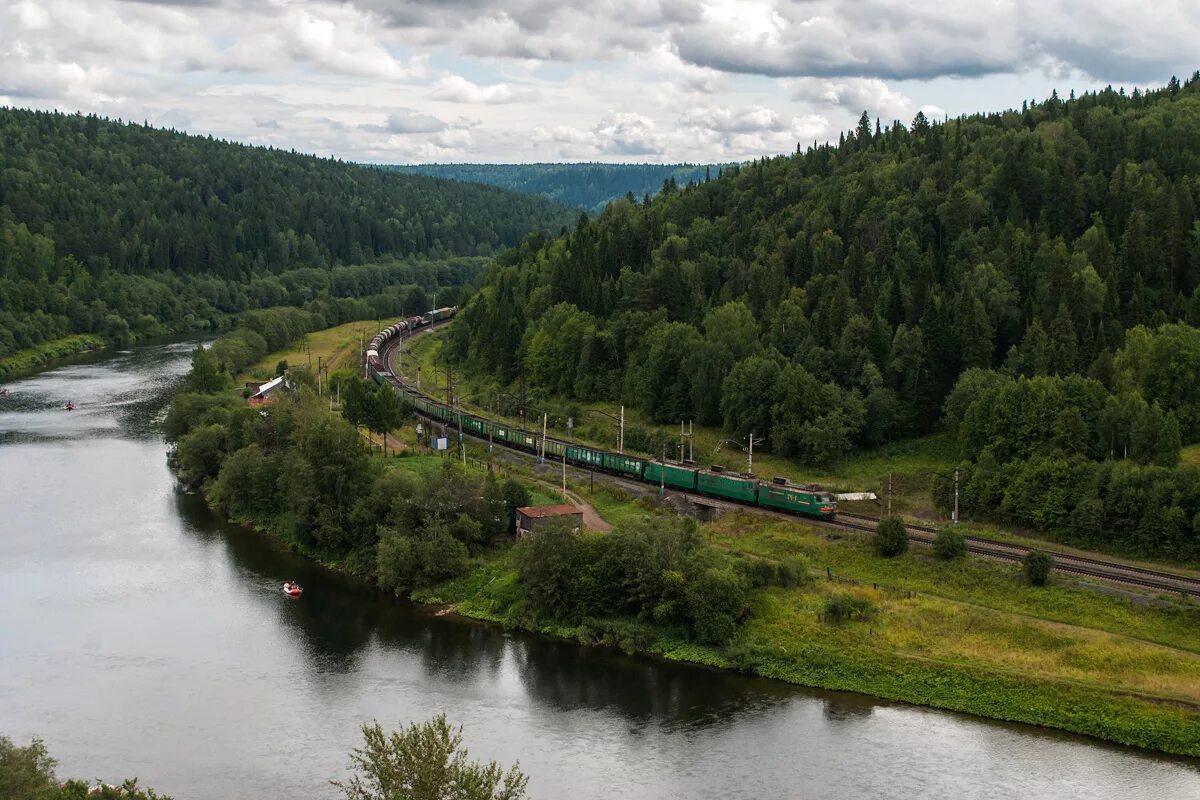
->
[[428, 76, 541, 105], [1, 0, 1196, 163], [383, 109, 448, 134], [788, 78, 915, 122]]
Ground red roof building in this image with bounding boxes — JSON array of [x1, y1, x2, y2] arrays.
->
[[515, 504, 584, 537]]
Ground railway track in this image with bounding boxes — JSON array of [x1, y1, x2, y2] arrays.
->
[[836, 512, 1200, 596], [377, 323, 1200, 599]]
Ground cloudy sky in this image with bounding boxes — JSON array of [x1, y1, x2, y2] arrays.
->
[[3, 0, 1197, 164]]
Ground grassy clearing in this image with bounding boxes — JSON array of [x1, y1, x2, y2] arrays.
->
[[0, 334, 105, 380], [711, 512, 1200, 652], [237, 319, 382, 385]]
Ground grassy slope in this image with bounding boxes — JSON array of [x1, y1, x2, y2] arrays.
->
[[236, 320, 382, 385]]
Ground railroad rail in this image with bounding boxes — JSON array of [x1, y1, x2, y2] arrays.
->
[[375, 320, 1200, 599]]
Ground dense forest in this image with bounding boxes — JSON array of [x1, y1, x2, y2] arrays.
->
[[449, 75, 1200, 560], [0, 108, 574, 363], [385, 162, 713, 213]]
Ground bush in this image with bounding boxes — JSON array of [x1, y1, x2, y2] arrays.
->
[[822, 592, 878, 624], [932, 526, 967, 560], [1024, 550, 1053, 586], [873, 516, 909, 557]]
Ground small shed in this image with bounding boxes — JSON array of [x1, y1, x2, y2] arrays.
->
[[248, 375, 285, 406], [515, 504, 584, 538]]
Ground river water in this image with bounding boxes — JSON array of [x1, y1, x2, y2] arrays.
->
[[0, 342, 1197, 800]]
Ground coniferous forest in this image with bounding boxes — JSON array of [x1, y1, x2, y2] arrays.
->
[[450, 76, 1200, 560], [0, 108, 575, 364]]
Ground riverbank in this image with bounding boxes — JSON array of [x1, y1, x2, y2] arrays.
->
[[0, 334, 105, 381], [416, 509, 1200, 757]]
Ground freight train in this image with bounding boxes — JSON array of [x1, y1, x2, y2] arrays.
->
[[367, 311, 838, 520]]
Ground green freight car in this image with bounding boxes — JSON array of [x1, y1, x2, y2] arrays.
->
[[567, 445, 604, 468], [757, 480, 838, 518], [602, 452, 645, 478], [697, 469, 759, 503], [644, 461, 699, 490]]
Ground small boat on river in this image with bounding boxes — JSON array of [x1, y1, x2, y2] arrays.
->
[[282, 581, 302, 598], [64, 401, 75, 411], [0, 388, 9, 398]]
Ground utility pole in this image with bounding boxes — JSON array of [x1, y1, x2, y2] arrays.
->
[[887, 473, 893, 516], [953, 467, 960, 524], [618, 405, 624, 453], [317, 356, 322, 395], [540, 412, 548, 464], [660, 447, 666, 496], [679, 421, 685, 462], [360, 330, 365, 379], [519, 369, 527, 430], [561, 452, 567, 500]]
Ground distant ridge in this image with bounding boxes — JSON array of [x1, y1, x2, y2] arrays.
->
[[383, 162, 718, 214]]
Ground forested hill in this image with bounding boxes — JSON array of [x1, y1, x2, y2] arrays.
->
[[0, 108, 575, 276], [451, 75, 1200, 560], [0, 108, 575, 365], [384, 163, 713, 213]]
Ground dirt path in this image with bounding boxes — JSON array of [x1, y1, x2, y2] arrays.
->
[[528, 477, 612, 532]]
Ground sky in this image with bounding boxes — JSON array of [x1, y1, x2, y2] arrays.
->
[[2, 0, 1198, 165]]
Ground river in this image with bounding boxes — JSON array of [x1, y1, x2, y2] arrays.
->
[[1, 341, 1197, 800]]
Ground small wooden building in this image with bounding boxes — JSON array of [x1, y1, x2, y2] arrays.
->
[[248, 375, 285, 407], [515, 504, 584, 537]]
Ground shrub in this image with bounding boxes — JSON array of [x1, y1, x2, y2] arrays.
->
[[1024, 550, 1054, 586], [932, 526, 967, 560], [873, 516, 909, 557], [822, 592, 878, 624]]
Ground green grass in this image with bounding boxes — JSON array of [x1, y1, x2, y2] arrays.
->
[[1179, 443, 1200, 468], [0, 334, 105, 380], [237, 319, 382, 384], [711, 512, 1200, 653]]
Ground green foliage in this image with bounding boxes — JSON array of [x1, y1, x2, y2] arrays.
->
[[822, 592, 879, 624], [873, 516, 909, 557], [932, 526, 967, 560], [335, 715, 528, 800], [376, 520, 470, 594], [1024, 550, 1054, 586], [173, 423, 227, 488], [511, 516, 762, 644], [0, 736, 57, 800], [275, 359, 289, 377], [0, 335, 103, 381], [186, 346, 232, 394], [0, 736, 169, 800]]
